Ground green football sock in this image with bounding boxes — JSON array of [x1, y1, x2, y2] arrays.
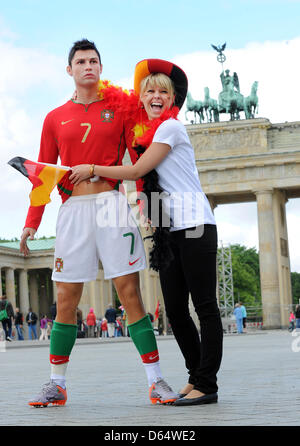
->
[[128, 315, 159, 363], [50, 321, 77, 361]]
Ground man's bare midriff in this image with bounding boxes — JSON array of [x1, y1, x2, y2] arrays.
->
[[72, 177, 114, 196]]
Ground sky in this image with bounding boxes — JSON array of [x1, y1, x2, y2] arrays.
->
[[1, 0, 300, 272]]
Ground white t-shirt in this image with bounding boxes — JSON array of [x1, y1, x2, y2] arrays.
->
[[152, 118, 216, 231]]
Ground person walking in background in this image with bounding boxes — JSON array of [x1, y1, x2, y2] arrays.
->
[[295, 304, 300, 329], [86, 308, 96, 338], [233, 303, 244, 334], [47, 321, 53, 340], [119, 305, 128, 336], [96, 317, 101, 337], [50, 302, 57, 321], [288, 311, 295, 332], [115, 316, 123, 337], [14, 307, 24, 341], [239, 302, 247, 332], [101, 318, 108, 338], [76, 307, 83, 331], [40, 315, 49, 340], [105, 304, 117, 338], [26, 308, 38, 340], [0, 295, 14, 341]]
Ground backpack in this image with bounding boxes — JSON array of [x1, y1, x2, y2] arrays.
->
[[0, 302, 8, 321]]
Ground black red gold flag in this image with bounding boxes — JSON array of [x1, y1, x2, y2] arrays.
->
[[8, 157, 72, 206]]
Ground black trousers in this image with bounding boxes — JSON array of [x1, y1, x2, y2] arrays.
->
[[159, 224, 223, 394], [1, 318, 12, 340]]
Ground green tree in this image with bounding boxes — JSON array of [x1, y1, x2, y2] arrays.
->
[[291, 272, 300, 305], [229, 244, 261, 308]]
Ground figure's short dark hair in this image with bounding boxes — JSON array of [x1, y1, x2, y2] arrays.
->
[[68, 39, 101, 66]]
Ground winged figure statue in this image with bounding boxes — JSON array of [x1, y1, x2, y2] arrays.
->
[[211, 43, 226, 53]]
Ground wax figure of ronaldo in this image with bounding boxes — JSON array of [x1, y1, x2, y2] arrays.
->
[[20, 39, 177, 407]]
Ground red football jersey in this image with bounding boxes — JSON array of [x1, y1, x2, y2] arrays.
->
[[25, 98, 140, 230]]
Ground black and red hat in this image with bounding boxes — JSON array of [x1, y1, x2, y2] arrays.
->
[[134, 59, 188, 109]]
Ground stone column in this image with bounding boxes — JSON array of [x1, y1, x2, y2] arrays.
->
[[255, 189, 281, 328], [93, 273, 103, 318], [39, 272, 49, 318], [19, 269, 30, 314], [272, 189, 293, 326], [88, 279, 102, 318], [29, 272, 39, 316], [5, 268, 16, 309], [52, 278, 58, 303]]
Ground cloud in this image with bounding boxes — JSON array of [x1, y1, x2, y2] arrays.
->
[[0, 17, 17, 40], [0, 40, 68, 94], [215, 202, 258, 248], [0, 37, 71, 239], [286, 199, 300, 272]]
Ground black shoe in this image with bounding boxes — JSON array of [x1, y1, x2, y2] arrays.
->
[[178, 393, 187, 399], [173, 392, 218, 406]]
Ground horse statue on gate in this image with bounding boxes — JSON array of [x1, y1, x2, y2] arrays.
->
[[218, 69, 244, 120], [244, 81, 258, 119], [185, 92, 205, 124], [203, 87, 219, 122]]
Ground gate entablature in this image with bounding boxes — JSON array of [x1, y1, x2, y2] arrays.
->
[[187, 118, 300, 202]]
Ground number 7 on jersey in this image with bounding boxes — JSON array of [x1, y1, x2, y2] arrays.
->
[[80, 123, 91, 143]]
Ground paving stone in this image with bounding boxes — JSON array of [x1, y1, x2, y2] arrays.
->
[[1, 330, 300, 427]]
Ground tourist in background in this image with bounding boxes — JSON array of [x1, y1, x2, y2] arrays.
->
[[76, 307, 83, 331], [96, 317, 102, 337], [288, 311, 295, 332], [14, 307, 24, 340], [295, 304, 300, 329], [105, 304, 117, 338], [239, 302, 247, 332], [101, 318, 108, 338], [26, 308, 38, 340], [233, 303, 244, 334], [0, 295, 14, 341], [115, 316, 123, 337], [47, 321, 53, 340], [40, 315, 49, 340], [50, 301, 57, 321], [86, 308, 96, 337]]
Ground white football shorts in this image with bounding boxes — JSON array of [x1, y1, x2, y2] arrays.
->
[[51, 191, 147, 282]]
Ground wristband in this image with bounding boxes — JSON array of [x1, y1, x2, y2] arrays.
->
[[89, 164, 95, 178]]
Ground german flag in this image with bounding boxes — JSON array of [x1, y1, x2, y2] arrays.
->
[[8, 157, 72, 206]]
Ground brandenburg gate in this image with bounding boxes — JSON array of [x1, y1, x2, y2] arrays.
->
[[187, 117, 300, 328], [1, 118, 299, 330]]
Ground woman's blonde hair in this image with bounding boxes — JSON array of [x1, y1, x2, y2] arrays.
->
[[140, 73, 175, 98]]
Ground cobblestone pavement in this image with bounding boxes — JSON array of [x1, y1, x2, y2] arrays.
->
[[1, 329, 300, 427]]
